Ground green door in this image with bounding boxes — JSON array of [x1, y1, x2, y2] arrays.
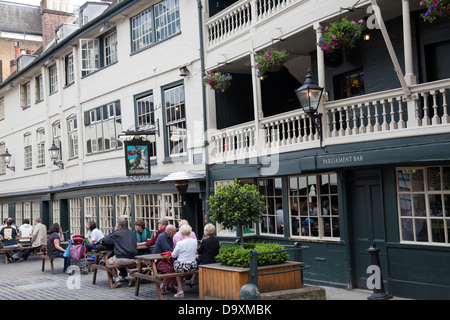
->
[[348, 171, 389, 290]]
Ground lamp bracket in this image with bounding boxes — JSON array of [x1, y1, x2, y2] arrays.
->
[[119, 119, 160, 140]]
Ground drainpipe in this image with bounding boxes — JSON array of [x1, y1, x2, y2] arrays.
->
[[198, 0, 210, 222], [369, 0, 412, 100]]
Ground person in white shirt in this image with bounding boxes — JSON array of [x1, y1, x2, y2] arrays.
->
[[171, 224, 198, 298], [86, 221, 104, 251], [19, 219, 34, 243]]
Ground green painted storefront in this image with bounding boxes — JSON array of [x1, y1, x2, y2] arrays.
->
[[208, 133, 450, 300]]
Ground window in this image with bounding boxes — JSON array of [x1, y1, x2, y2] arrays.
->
[[69, 198, 81, 236], [116, 194, 131, 218], [289, 173, 339, 239], [20, 82, 31, 108], [52, 200, 60, 225], [99, 195, 114, 235], [81, 39, 99, 77], [64, 53, 74, 86], [84, 197, 97, 233], [131, 0, 180, 53], [397, 166, 450, 245], [259, 178, 284, 236], [52, 121, 62, 160], [24, 132, 32, 169], [84, 101, 123, 154], [0, 97, 4, 120], [35, 75, 44, 102], [333, 69, 365, 100], [67, 115, 79, 158], [32, 201, 40, 223], [23, 202, 31, 225], [0, 142, 5, 174], [135, 93, 157, 157], [104, 31, 118, 66], [154, 0, 180, 42], [49, 65, 58, 94], [163, 84, 186, 157], [36, 128, 45, 166], [15, 203, 23, 226]]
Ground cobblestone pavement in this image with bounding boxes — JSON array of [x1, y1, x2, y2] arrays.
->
[[0, 253, 199, 300]]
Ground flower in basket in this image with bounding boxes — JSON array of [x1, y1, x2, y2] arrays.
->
[[253, 48, 289, 77], [202, 71, 232, 93], [420, 0, 450, 23], [317, 17, 364, 54]]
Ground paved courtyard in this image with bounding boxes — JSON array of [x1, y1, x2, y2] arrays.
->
[[0, 253, 199, 300]]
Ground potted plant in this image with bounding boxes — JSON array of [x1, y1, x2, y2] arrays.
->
[[420, 0, 450, 23], [202, 71, 232, 93], [317, 17, 364, 54], [254, 48, 289, 78], [208, 179, 265, 245]]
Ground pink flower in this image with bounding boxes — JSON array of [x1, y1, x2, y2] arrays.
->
[[358, 19, 364, 24]]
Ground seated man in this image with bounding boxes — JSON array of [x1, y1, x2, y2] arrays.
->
[[145, 218, 168, 247], [173, 219, 196, 248], [153, 224, 177, 294], [21, 217, 47, 261], [0, 218, 23, 262], [102, 218, 137, 288]]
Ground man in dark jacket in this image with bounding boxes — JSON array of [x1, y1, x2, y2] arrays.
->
[[102, 218, 137, 288]]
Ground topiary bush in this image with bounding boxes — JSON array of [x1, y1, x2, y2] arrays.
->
[[215, 242, 289, 268]]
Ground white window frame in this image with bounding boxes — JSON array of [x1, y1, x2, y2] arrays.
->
[[15, 203, 23, 226], [36, 128, 45, 166], [84, 196, 97, 233], [104, 30, 118, 66], [0, 142, 5, 175], [99, 195, 114, 236], [49, 65, 58, 94], [67, 115, 79, 158], [80, 39, 99, 77], [289, 172, 340, 240], [52, 121, 62, 161], [163, 84, 186, 157], [35, 74, 44, 102], [20, 82, 31, 108], [397, 166, 450, 245], [0, 97, 4, 120], [24, 132, 32, 169], [64, 53, 74, 86], [69, 198, 82, 236]]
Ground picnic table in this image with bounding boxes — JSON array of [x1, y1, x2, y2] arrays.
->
[[130, 253, 199, 300]]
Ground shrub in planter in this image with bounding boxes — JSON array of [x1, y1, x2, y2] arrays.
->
[[215, 242, 289, 268], [317, 17, 364, 54], [420, 0, 450, 23], [209, 179, 266, 245]]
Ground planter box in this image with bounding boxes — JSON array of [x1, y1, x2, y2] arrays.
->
[[199, 261, 303, 300]]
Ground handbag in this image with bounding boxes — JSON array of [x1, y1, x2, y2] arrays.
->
[[63, 242, 71, 258]]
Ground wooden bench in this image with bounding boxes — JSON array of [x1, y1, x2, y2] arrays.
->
[[130, 255, 198, 300], [39, 245, 63, 275], [92, 251, 137, 289], [0, 245, 39, 264]]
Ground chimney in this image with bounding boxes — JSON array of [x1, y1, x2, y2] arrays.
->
[[10, 60, 17, 75], [40, 0, 75, 50], [14, 41, 20, 58]]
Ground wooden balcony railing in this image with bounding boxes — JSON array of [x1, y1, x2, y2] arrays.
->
[[208, 79, 450, 163]]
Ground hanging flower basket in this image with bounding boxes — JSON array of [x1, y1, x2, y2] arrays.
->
[[420, 0, 450, 23], [317, 17, 364, 54], [254, 48, 289, 77], [202, 71, 232, 93]]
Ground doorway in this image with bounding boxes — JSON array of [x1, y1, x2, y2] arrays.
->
[[347, 169, 389, 290]]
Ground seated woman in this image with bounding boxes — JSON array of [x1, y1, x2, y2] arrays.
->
[[133, 219, 152, 255], [86, 221, 104, 251], [171, 224, 198, 298], [197, 223, 220, 265], [47, 223, 70, 273]]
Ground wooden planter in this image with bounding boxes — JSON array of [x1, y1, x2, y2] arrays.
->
[[199, 261, 303, 300]]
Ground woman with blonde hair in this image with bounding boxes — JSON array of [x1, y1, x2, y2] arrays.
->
[[197, 223, 220, 265]]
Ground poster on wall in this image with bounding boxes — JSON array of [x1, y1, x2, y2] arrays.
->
[[124, 140, 151, 176]]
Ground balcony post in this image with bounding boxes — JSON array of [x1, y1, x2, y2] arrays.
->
[[250, 49, 263, 158], [314, 22, 325, 90], [402, 0, 416, 86]]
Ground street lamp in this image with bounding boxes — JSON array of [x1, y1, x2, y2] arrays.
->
[[295, 69, 324, 147], [2, 148, 15, 171], [48, 143, 64, 169]]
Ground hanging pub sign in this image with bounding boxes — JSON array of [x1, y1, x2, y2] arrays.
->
[[124, 140, 151, 176]]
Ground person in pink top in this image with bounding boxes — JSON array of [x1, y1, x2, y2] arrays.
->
[[173, 219, 196, 248]]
